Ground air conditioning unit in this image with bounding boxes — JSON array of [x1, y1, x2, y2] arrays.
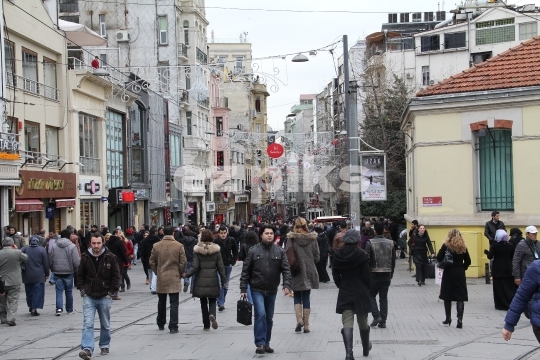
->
[[252, 109, 258, 118], [116, 31, 130, 42], [206, 202, 215, 212], [406, 73, 414, 79], [237, 124, 244, 130]]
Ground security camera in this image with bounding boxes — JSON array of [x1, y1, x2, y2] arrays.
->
[[75, 162, 84, 167]]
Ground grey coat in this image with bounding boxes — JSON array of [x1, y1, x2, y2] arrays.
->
[[49, 238, 80, 275], [285, 232, 320, 291], [0, 248, 28, 286], [512, 239, 540, 279], [186, 241, 226, 299], [22, 245, 49, 284]]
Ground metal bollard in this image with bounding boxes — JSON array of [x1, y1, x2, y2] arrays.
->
[[485, 263, 491, 284]]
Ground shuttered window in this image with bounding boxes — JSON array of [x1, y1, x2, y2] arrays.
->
[[477, 129, 514, 211]]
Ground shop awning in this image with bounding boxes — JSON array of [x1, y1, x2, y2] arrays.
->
[[55, 199, 77, 208], [15, 199, 43, 212]]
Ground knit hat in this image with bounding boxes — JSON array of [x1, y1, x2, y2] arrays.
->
[[342, 229, 360, 245], [125, 228, 133, 235]]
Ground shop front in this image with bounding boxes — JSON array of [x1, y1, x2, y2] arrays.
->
[[13, 170, 77, 237], [234, 194, 249, 224], [149, 201, 167, 227], [108, 188, 135, 230], [134, 189, 150, 229], [0, 133, 21, 236]]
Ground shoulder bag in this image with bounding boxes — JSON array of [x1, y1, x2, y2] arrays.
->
[[286, 239, 300, 276], [437, 247, 453, 269]]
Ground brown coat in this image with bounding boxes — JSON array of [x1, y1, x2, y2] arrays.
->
[[286, 232, 320, 291], [149, 235, 187, 294]]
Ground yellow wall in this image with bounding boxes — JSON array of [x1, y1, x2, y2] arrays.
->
[[522, 106, 540, 135], [415, 113, 462, 142]]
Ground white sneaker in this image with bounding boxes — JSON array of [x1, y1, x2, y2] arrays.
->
[[55, 309, 63, 316]]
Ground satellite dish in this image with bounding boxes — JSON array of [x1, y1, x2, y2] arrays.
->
[[429, 80, 435, 85]]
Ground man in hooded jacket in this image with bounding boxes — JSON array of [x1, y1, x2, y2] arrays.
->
[[49, 229, 80, 315], [332, 229, 372, 359]]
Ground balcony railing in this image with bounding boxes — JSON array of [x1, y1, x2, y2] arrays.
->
[[196, 47, 207, 64], [79, 156, 101, 175], [7, 72, 60, 101], [213, 96, 228, 108], [21, 151, 61, 167], [197, 97, 209, 108], [178, 43, 188, 59]]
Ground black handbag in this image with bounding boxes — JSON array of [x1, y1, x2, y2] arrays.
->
[[437, 249, 453, 269], [237, 295, 253, 326]]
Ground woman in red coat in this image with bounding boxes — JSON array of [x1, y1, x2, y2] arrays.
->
[[120, 231, 133, 292]]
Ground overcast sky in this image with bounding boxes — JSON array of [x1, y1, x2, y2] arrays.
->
[[205, 0, 535, 130]]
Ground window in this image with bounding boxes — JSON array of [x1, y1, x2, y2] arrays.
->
[[241, 153, 244, 164], [24, 122, 40, 154], [183, 20, 189, 45], [106, 111, 124, 188], [388, 13, 397, 23], [256, 124, 261, 133], [476, 18, 515, 45], [420, 35, 440, 52], [4, 40, 14, 76], [79, 113, 100, 175], [170, 133, 181, 167], [100, 54, 107, 68], [436, 11, 446, 21], [444, 32, 466, 49], [235, 56, 244, 73], [422, 66, 430, 85], [216, 151, 224, 170], [186, 111, 192, 135], [158, 62, 169, 92], [412, 12, 422, 22], [42, 57, 58, 100], [185, 66, 191, 90], [231, 151, 236, 163], [99, 14, 106, 37], [255, 98, 261, 112], [45, 126, 58, 159], [59, 0, 78, 13], [519, 22, 537, 41], [22, 48, 38, 93], [424, 12, 434, 21], [130, 103, 145, 182], [216, 117, 223, 136], [217, 55, 227, 64], [59, 15, 79, 23], [400, 13, 409, 23], [477, 129, 514, 211], [158, 16, 168, 45]]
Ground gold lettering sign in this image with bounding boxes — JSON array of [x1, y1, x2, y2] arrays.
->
[[15, 175, 24, 196], [28, 178, 64, 191]]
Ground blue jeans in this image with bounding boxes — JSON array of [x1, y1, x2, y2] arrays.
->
[[293, 289, 311, 308], [132, 245, 138, 265], [24, 283, 45, 310], [81, 296, 112, 354], [184, 262, 195, 292], [217, 265, 232, 306], [55, 274, 74, 312], [246, 284, 253, 304], [251, 291, 277, 347], [49, 272, 55, 284]]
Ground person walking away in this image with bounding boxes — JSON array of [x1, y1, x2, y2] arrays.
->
[[365, 222, 395, 329], [149, 226, 187, 333], [332, 229, 372, 358], [50, 229, 80, 316], [140, 228, 161, 294], [106, 233, 128, 299], [184, 230, 226, 330], [137, 230, 150, 284], [240, 224, 292, 355], [437, 229, 471, 328], [0, 237, 28, 325], [485, 230, 517, 310], [502, 255, 540, 343], [181, 229, 197, 293], [332, 221, 348, 252], [214, 226, 238, 312], [286, 217, 320, 333], [512, 226, 540, 318], [46, 233, 59, 285], [509, 228, 524, 248], [238, 230, 259, 303], [22, 236, 49, 316], [314, 227, 330, 283], [120, 232, 133, 290], [408, 225, 435, 286], [77, 234, 121, 359], [125, 228, 137, 266]]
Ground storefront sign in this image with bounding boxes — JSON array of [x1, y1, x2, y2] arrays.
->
[[121, 191, 135, 203], [16, 170, 77, 199], [135, 189, 149, 199], [235, 195, 249, 203], [360, 154, 387, 201], [217, 204, 227, 213], [0, 135, 21, 152], [423, 196, 443, 207], [45, 206, 55, 219], [0, 152, 19, 160], [84, 180, 101, 195], [267, 143, 284, 159]]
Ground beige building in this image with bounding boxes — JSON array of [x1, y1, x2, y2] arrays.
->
[[402, 36, 540, 277]]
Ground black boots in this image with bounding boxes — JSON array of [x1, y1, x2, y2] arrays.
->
[[442, 300, 452, 326], [341, 328, 354, 360], [359, 328, 372, 357], [456, 301, 464, 329]]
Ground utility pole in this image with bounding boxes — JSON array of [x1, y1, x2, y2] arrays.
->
[[343, 35, 361, 228]]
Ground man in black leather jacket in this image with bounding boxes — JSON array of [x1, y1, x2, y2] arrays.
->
[[240, 224, 291, 355]]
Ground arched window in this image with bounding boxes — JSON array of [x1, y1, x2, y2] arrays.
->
[[183, 20, 189, 45]]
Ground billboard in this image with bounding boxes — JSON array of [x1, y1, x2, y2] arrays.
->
[[360, 154, 387, 201]]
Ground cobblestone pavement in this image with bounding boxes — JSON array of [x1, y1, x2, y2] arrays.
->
[[1, 259, 539, 360]]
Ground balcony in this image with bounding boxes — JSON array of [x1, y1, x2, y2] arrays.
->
[[79, 156, 101, 175], [197, 96, 209, 109], [212, 96, 228, 108], [178, 43, 188, 61], [196, 47, 207, 64], [183, 136, 210, 152], [6, 72, 60, 102], [178, 90, 189, 107]]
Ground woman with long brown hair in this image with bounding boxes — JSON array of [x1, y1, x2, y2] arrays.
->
[[286, 217, 320, 333], [437, 229, 471, 329]]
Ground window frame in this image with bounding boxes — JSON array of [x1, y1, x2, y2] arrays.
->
[[45, 126, 59, 159], [158, 16, 168, 45], [24, 121, 40, 155], [216, 117, 223, 136], [183, 20, 189, 45], [519, 21, 537, 41], [420, 35, 440, 52], [186, 111, 192, 136], [157, 61, 169, 92], [99, 14, 107, 37], [79, 113, 100, 175], [105, 110, 125, 189], [42, 57, 57, 89], [422, 65, 430, 86], [22, 47, 38, 82], [4, 40, 15, 76], [444, 32, 466, 49]]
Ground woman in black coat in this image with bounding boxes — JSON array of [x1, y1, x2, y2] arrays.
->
[[408, 225, 435, 286], [437, 229, 471, 329], [332, 229, 372, 359], [314, 227, 330, 283], [485, 229, 517, 310]]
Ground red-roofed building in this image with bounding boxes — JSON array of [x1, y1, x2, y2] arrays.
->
[[401, 36, 540, 277]]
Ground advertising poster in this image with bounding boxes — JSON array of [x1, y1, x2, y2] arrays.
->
[[360, 154, 387, 201]]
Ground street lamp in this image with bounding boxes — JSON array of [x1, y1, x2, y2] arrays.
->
[[291, 53, 309, 62]]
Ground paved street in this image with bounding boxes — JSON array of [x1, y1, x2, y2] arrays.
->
[[1, 259, 539, 360]]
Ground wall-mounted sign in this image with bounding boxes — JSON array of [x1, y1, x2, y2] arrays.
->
[[235, 195, 249, 203], [0, 135, 21, 152], [45, 206, 55, 219], [79, 178, 102, 196], [135, 189, 149, 199], [121, 191, 135, 203], [0, 152, 19, 160], [217, 204, 228, 213], [422, 196, 443, 207], [16, 170, 77, 199]]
